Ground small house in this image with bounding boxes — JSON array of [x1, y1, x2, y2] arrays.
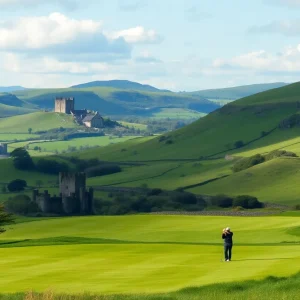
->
[[82, 112, 104, 128]]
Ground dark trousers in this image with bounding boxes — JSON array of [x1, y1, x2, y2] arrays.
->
[[224, 244, 232, 260]]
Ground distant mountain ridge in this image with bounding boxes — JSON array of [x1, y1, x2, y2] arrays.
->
[[187, 82, 289, 100], [71, 80, 171, 93], [0, 86, 26, 93]]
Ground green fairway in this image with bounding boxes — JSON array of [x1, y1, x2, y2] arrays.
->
[[0, 112, 78, 133], [0, 215, 300, 294]]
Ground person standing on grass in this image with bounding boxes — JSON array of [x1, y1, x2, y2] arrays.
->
[[222, 227, 233, 262]]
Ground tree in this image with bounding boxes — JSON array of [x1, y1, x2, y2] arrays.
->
[[0, 205, 14, 233], [234, 140, 244, 149], [10, 148, 35, 170], [7, 179, 27, 192], [28, 128, 33, 134]]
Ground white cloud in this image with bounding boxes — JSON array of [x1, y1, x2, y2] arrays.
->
[[0, 13, 133, 62], [110, 26, 163, 44], [213, 45, 300, 73], [249, 20, 300, 36]]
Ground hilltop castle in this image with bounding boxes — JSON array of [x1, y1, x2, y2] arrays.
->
[[33, 172, 94, 215], [54, 97, 104, 128]]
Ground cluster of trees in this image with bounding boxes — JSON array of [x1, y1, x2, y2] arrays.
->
[[232, 150, 297, 173], [94, 189, 206, 215], [10, 148, 122, 178], [210, 194, 263, 209]]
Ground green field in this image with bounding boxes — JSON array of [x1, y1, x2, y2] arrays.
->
[[8, 136, 139, 155], [118, 121, 148, 131], [149, 108, 205, 119], [0, 215, 300, 295], [0, 112, 78, 133], [0, 103, 35, 118], [0, 133, 39, 142]]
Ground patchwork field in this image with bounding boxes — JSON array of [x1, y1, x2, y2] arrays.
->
[[0, 214, 300, 296]]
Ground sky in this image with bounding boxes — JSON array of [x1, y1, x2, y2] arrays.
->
[[1, 0, 300, 91]]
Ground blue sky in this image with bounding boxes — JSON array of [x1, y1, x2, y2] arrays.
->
[[1, 0, 300, 91]]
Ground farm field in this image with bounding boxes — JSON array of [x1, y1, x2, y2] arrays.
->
[[149, 108, 205, 119], [8, 136, 139, 155], [0, 133, 39, 142], [0, 215, 300, 295]]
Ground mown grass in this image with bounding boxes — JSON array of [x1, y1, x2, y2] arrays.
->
[[1, 272, 300, 299], [0, 215, 300, 294]]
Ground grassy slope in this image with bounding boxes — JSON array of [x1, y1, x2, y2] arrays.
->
[[63, 82, 300, 205], [188, 82, 288, 100], [0, 112, 78, 133], [0, 103, 35, 118], [13, 87, 218, 116], [0, 215, 300, 294]]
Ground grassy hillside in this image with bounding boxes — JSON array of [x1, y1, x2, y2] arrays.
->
[[0, 112, 78, 133], [0, 215, 300, 294], [0, 86, 25, 93], [71, 79, 170, 92], [0, 103, 35, 118], [188, 82, 288, 100], [13, 87, 219, 117]]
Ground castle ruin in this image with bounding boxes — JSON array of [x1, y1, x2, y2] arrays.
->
[[0, 143, 8, 155], [55, 97, 75, 114], [33, 172, 94, 215]]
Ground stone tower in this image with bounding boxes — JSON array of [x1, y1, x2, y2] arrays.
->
[[55, 97, 74, 114], [59, 172, 93, 214]]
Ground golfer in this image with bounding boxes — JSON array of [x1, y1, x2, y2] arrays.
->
[[222, 227, 233, 261]]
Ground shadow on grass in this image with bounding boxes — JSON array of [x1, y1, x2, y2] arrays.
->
[[233, 258, 293, 261]]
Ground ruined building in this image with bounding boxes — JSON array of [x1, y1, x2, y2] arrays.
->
[[33, 172, 94, 215], [54, 96, 104, 128], [55, 97, 75, 114], [0, 143, 8, 155]]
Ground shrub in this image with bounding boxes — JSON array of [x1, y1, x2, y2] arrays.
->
[[5, 195, 40, 215], [86, 164, 121, 178], [232, 154, 265, 172], [36, 159, 69, 174], [233, 195, 263, 209], [7, 179, 27, 192], [170, 191, 197, 205], [10, 148, 35, 171], [147, 188, 163, 196], [211, 194, 233, 208], [264, 150, 297, 161], [294, 205, 300, 210]]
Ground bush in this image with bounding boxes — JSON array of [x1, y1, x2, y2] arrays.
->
[[211, 194, 233, 208], [147, 188, 163, 196], [10, 148, 35, 171], [7, 179, 27, 192], [86, 164, 121, 178], [36, 159, 69, 174], [264, 150, 297, 161], [233, 195, 263, 209], [170, 191, 197, 205], [232, 154, 265, 172], [294, 205, 300, 210], [5, 195, 40, 215]]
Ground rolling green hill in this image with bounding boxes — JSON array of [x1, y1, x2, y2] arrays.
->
[[13, 86, 219, 117], [188, 82, 288, 100], [0, 86, 25, 93], [0, 112, 78, 133], [59, 81, 300, 205], [71, 79, 170, 92], [0, 103, 36, 118]]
